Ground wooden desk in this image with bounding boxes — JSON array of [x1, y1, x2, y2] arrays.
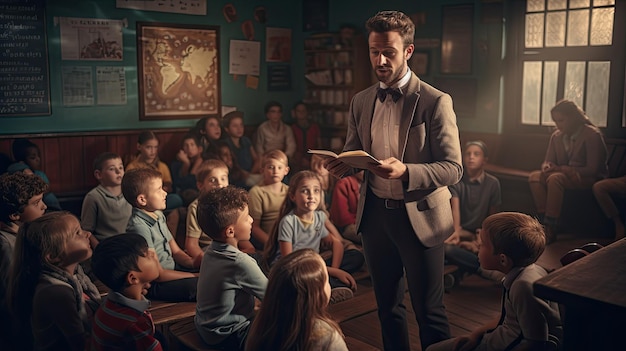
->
[[534, 238, 626, 350]]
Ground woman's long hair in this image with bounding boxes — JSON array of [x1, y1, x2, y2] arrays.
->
[[261, 171, 324, 272], [551, 99, 594, 127], [246, 249, 342, 351]]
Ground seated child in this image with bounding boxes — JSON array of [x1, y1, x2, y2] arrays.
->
[[426, 212, 563, 351], [171, 133, 204, 194], [195, 186, 268, 350], [262, 170, 364, 303], [0, 172, 48, 348], [122, 168, 199, 302], [185, 159, 230, 261], [246, 249, 348, 351], [248, 150, 290, 250], [221, 110, 261, 174], [11, 138, 61, 210], [126, 130, 183, 210], [90, 233, 163, 351], [7, 212, 101, 351], [329, 170, 364, 244], [444, 141, 503, 282], [254, 101, 296, 160], [216, 141, 261, 189], [81, 152, 131, 246], [194, 115, 223, 160], [290, 101, 321, 172]]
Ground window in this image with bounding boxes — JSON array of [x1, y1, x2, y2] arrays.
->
[[519, 0, 618, 128]]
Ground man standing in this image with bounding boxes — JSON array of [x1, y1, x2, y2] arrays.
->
[[326, 11, 462, 350]]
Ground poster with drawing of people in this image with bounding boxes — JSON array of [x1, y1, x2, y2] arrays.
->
[[59, 17, 124, 61]]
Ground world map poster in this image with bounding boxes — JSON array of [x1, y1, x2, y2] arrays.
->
[[137, 22, 220, 120]]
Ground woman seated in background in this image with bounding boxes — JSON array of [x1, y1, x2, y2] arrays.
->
[[528, 99, 608, 243]]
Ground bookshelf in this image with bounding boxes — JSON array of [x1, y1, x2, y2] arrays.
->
[[304, 32, 371, 152]]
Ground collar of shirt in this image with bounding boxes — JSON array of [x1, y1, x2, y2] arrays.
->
[[133, 207, 160, 225], [464, 170, 486, 184], [379, 68, 412, 92], [108, 291, 151, 313], [503, 265, 528, 290]]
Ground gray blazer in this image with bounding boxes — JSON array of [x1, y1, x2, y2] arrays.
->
[[344, 72, 463, 247]]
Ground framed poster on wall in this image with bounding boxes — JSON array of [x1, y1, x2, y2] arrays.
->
[[136, 22, 220, 120]]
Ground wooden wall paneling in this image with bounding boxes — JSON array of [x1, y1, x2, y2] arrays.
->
[[41, 138, 61, 193], [83, 135, 107, 190]]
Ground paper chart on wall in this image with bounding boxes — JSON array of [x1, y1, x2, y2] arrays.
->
[[229, 40, 260, 76], [59, 17, 124, 61], [96, 66, 127, 105], [116, 0, 206, 15], [61, 66, 94, 106]]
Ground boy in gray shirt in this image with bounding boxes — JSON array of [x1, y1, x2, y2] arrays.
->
[[195, 186, 267, 351], [81, 152, 131, 246]]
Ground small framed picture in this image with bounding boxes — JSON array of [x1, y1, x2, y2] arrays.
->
[[410, 51, 430, 76]]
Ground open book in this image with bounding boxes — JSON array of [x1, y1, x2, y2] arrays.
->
[[308, 149, 381, 169]]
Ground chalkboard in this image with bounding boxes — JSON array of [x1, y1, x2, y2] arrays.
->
[[0, 0, 51, 116]]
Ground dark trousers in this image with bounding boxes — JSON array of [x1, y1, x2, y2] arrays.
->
[[444, 243, 480, 274], [147, 277, 198, 302], [361, 191, 450, 350], [325, 248, 365, 288]]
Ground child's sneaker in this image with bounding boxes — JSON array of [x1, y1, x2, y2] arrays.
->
[[330, 287, 354, 304]]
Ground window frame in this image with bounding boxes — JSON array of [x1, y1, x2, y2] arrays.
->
[[504, 0, 626, 138]]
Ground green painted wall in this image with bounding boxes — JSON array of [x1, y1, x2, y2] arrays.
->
[[0, 0, 306, 135], [1, 0, 505, 135]]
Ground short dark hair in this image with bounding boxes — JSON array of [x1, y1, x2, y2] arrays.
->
[[0, 172, 48, 223], [11, 138, 39, 163], [93, 152, 121, 171], [122, 168, 162, 207], [366, 10, 415, 49], [91, 233, 149, 292], [197, 186, 248, 240], [264, 101, 282, 114], [222, 111, 244, 129], [181, 133, 201, 148]]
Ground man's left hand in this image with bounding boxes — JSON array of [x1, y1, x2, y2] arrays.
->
[[369, 157, 408, 181]]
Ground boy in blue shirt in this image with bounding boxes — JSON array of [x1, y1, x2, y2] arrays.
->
[[122, 168, 199, 302], [445, 141, 503, 284], [194, 186, 267, 350]]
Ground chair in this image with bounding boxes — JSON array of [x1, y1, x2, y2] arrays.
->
[[579, 242, 604, 254], [559, 242, 605, 266], [559, 249, 588, 266]]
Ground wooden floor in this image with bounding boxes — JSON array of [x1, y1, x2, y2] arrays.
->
[[328, 235, 614, 351]]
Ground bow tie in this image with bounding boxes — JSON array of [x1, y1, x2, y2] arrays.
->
[[377, 87, 402, 103]]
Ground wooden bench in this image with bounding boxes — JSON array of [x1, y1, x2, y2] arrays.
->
[[460, 132, 626, 237], [168, 317, 218, 351]]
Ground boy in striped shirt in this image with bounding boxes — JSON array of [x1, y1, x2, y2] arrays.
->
[[90, 233, 163, 350]]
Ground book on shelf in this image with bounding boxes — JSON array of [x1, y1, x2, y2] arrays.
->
[[307, 149, 381, 169]]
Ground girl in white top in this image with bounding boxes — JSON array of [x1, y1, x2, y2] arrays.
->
[[246, 248, 348, 351]]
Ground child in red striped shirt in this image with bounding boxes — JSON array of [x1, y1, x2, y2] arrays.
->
[[90, 233, 163, 351]]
